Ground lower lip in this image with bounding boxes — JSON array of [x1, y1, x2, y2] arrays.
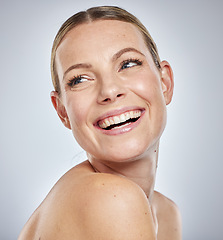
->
[[95, 111, 145, 136]]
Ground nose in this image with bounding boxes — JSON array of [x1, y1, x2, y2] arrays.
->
[[97, 75, 126, 104]]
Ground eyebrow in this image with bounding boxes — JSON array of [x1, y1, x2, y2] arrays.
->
[[112, 47, 145, 61], [63, 47, 145, 80], [63, 63, 92, 80]]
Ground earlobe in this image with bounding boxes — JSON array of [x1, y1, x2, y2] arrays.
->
[[160, 61, 174, 105], [50, 91, 71, 129]]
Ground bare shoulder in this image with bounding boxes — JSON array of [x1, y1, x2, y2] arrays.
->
[[153, 191, 182, 240], [73, 173, 157, 239], [154, 191, 181, 217], [19, 162, 156, 240], [18, 161, 91, 239]]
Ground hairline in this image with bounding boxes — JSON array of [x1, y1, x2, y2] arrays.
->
[[51, 8, 161, 95]]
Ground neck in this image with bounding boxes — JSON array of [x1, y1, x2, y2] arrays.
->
[[88, 142, 159, 203]]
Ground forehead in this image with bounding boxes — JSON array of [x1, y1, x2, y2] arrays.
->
[[56, 20, 148, 61]]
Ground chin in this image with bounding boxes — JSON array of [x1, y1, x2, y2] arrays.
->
[[92, 136, 159, 163]]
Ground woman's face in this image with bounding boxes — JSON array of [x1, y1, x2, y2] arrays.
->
[[53, 20, 173, 162]]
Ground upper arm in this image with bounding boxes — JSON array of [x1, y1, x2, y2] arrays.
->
[[76, 174, 156, 240]]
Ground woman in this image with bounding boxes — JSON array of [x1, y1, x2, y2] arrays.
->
[[19, 6, 181, 240]]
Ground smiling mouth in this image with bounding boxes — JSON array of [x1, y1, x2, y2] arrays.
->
[[97, 110, 142, 130]]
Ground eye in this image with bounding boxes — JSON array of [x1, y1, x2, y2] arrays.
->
[[120, 58, 142, 71], [67, 75, 91, 88]]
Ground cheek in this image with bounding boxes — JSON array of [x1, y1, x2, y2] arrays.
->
[[127, 71, 163, 103], [65, 94, 95, 150], [65, 93, 90, 127], [126, 70, 167, 135]]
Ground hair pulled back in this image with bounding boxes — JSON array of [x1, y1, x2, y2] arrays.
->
[[51, 6, 161, 94]]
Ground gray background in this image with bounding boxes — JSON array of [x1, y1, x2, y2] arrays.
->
[[1, 0, 222, 239]]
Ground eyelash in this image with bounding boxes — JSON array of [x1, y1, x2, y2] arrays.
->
[[67, 58, 143, 87], [67, 75, 85, 87], [120, 58, 143, 71]]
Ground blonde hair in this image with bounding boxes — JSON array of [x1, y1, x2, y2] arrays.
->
[[51, 6, 161, 94]]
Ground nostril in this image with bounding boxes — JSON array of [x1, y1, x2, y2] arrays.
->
[[99, 91, 125, 104], [103, 98, 110, 102]]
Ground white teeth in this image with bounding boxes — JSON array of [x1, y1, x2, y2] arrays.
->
[[110, 118, 115, 125], [134, 111, 141, 118], [114, 116, 121, 124], [130, 111, 134, 118], [98, 110, 142, 129], [126, 112, 130, 119], [105, 119, 110, 127], [120, 114, 126, 122], [101, 122, 107, 128], [112, 122, 131, 130]]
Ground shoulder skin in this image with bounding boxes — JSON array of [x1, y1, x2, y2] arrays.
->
[[154, 191, 182, 240], [19, 172, 157, 240]]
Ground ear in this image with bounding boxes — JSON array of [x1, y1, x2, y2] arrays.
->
[[50, 91, 71, 129], [160, 61, 174, 105]]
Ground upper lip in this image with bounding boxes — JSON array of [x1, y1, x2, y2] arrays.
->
[[93, 106, 145, 126]]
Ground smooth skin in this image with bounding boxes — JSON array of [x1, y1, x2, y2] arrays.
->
[[19, 20, 181, 240]]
